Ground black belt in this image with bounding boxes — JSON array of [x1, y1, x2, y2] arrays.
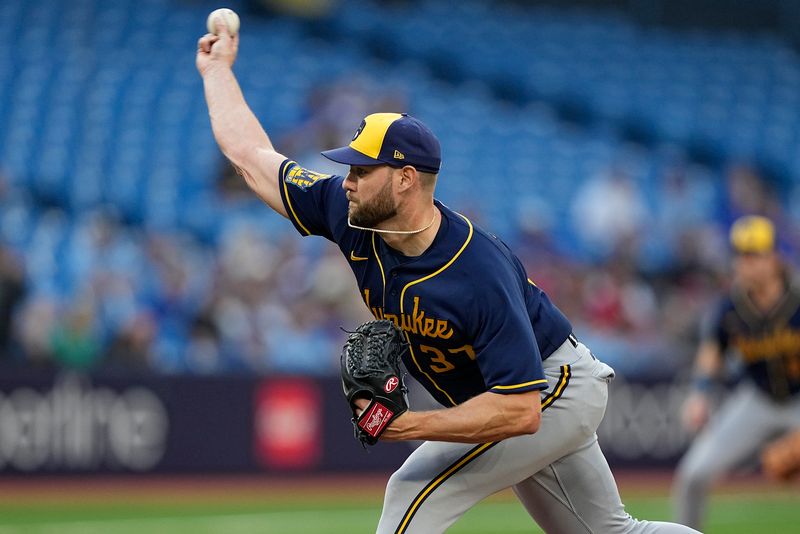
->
[[568, 333, 578, 348]]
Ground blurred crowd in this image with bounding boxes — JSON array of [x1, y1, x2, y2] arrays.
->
[[0, 81, 798, 379]]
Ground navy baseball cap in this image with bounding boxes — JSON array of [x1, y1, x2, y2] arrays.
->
[[321, 113, 441, 174]]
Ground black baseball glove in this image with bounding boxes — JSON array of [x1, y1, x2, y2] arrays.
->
[[341, 320, 409, 446]]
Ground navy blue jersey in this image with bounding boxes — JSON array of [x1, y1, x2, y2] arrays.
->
[[278, 160, 573, 406], [703, 278, 800, 401]]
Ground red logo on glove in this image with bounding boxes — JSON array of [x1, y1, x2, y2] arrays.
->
[[358, 402, 395, 438], [384, 376, 399, 393]]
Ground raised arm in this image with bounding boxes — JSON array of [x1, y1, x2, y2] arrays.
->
[[196, 18, 288, 218]]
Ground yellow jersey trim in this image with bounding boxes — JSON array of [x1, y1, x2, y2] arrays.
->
[[372, 232, 386, 308], [398, 212, 474, 406], [350, 112, 403, 159], [491, 379, 548, 391], [281, 161, 311, 236], [399, 213, 474, 304]]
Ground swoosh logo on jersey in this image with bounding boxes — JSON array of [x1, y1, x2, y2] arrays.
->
[[350, 251, 369, 262]]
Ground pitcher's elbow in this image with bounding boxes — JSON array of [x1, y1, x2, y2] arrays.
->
[[526, 410, 542, 434], [221, 145, 249, 168], [513, 410, 541, 436]]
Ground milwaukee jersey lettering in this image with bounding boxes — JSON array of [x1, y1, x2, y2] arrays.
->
[[279, 160, 572, 406], [704, 279, 800, 401]]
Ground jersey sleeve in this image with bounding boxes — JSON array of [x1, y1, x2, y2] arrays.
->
[[277, 159, 349, 242], [700, 298, 730, 351], [472, 263, 548, 395]]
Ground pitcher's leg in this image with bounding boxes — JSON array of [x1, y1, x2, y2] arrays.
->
[[376, 433, 584, 534], [376, 441, 511, 534], [514, 437, 700, 533], [376, 402, 598, 532], [378, 344, 609, 533]]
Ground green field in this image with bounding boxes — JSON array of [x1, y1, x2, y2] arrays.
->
[[0, 476, 797, 533]]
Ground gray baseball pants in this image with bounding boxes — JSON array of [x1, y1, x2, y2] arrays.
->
[[673, 383, 800, 529], [376, 339, 700, 533]]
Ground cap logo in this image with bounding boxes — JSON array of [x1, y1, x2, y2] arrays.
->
[[393, 150, 405, 160], [351, 120, 366, 142]]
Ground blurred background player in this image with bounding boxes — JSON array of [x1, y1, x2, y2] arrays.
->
[[673, 215, 800, 529]]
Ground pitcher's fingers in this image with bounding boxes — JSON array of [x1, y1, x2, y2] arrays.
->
[[197, 34, 219, 53]]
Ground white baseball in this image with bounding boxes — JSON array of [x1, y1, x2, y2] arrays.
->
[[207, 8, 240, 36]]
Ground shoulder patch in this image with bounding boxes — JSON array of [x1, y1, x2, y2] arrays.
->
[[284, 165, 332, 191]]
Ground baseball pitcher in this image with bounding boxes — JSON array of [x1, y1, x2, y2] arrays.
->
[[197, 17, 700, 534]]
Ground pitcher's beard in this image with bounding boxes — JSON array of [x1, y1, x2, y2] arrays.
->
[[348, 181, 397, 228]]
